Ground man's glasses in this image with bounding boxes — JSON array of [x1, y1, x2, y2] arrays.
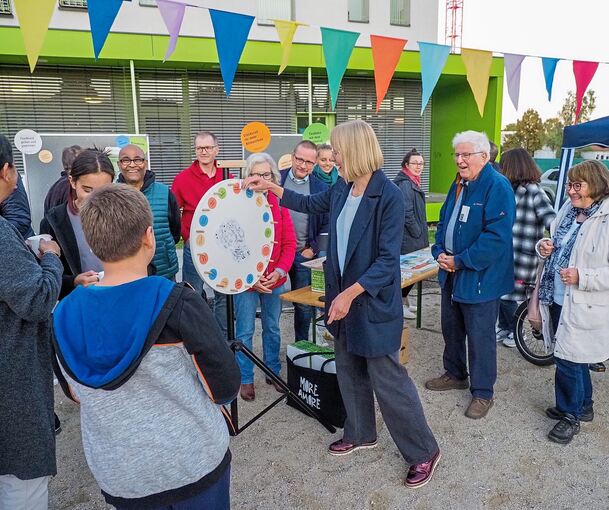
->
[[452, 152, 483, 161], [195, 146, 217, 153], [119, 157, 146, 166], [565, 181, 584, 192], [293, 155, 316, 167], [251, 172, 273, 181]]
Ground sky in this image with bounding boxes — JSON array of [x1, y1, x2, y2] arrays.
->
[[459, 0, 609, 127]]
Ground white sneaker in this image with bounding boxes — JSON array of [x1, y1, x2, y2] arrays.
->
[[503, 333, 516, 348], [409, 304, 418, 312], [403, 305, 416, 319], [496, 328, 509, 343]]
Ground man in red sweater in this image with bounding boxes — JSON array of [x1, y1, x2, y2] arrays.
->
[[172, 131, 227, 336]]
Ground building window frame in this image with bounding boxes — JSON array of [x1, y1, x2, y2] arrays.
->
[[58, 0, 88, 9], [256, 0, 294, 26], [0, 0, 12, 16], [139, 0, 158, 6], [390, 0, 411, 27], [347, 0, 369, 23]]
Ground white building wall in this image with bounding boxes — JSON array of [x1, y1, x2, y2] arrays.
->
[[0, 0, 443, 50]]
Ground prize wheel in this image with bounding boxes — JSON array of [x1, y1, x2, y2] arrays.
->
[[190, 179, 274, 295]]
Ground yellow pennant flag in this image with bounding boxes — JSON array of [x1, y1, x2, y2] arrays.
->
[[273, 19, 307, 75], [14, 0, 56, 72], [461, 48, 493, 116]]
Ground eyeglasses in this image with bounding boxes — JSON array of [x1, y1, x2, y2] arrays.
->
[[119, 157, 146, 166], [453, 152, 483, 161], [195, 146, 217, 153], [293, 155, 316, 167], [251, 172, 273, 181], [409, 162, 424, 166], [565, 181, 585, 192]]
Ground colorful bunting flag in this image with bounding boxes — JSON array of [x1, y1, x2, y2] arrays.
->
[[273, 20, 306, 75], [461, 48, 493, 117], [320, 27, 360, 110], [573, 60, 599, 122], [370, 35, 407, 112], [418, 42, 450, 114], [156, 0, 186, 62], [541, 57, 560, 101], [13, 0, 56, 72], [504, 53, 525, 110], [209, 9, 255, 97], [88, 0, 123, 60]]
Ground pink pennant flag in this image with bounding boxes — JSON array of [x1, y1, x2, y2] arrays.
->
[[573, 60, 599, 122], [156, 0, 186, 62], [503, 53, 525, 110]]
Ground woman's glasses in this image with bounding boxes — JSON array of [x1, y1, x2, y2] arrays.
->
[[251, 172, 273, 181], [565, 181, 584, 192]]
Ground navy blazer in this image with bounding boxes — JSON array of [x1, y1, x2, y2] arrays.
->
[[280, 169, 329, 254], [281, 170, 404, 357]]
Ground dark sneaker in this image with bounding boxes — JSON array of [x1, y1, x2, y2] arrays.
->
[[54, 413, 62, 436], [424, 373, 469, 391], [265, 377, 287, 394], [589, 362, 606, 372], [548, 415, 580, 444], [546, 406, 594, 423], [328, 438, 377, 456], [405, 449, 441, 489], [465, 397, 494, 419]]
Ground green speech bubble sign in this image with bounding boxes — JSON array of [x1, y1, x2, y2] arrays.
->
[[303, 123, 330, 145]]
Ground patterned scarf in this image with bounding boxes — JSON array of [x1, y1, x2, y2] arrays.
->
[[539, 201, 601, 305], [402, 167, 421, 188]]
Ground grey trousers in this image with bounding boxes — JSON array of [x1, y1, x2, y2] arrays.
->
[[334, 330, 438, 465]]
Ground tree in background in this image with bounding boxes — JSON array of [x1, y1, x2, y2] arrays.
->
[[559, 90, 596, 126], [542, 117, 564, 152], [502, 109, 544, 155]]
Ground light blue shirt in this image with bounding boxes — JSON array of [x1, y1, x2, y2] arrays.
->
[[444, 181, 465, 255], [552, 221, 580, 305], [288, 169, 309, 184], [336, 190, 363, 274]]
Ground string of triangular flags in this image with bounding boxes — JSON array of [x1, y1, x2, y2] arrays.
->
[[14, 0, 600, 119]]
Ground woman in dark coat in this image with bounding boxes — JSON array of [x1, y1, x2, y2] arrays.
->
[[0, 134, 63, 509], [245, 120, 439, 489], [393, 148, 429, 319]]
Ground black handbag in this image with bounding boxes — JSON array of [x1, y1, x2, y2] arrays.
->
[[286, 351, 346, 428]]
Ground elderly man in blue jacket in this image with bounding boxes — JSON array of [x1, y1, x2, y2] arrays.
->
[[426, 130, 515, 420]]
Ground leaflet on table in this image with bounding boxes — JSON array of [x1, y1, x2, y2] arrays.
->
[[300, 256, 326, 269], [287, 340, 336, 374], [400, 247, 437, 274]]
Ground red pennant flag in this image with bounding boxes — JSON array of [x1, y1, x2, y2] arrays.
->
[[573, 60, 599, 123], [370, 35, 407, 112]]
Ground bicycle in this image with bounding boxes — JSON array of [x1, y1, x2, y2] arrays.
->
[[513, 280, 554, 366]]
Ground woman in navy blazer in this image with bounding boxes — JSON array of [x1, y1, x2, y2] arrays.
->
[[245, 120, 440, 489]]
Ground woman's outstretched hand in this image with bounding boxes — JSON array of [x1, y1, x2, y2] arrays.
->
[[242, 176, 284, 198]]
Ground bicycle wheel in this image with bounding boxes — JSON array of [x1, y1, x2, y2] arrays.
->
[[513, 301, 554, 366]]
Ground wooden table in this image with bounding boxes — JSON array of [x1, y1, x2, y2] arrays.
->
[[280, 266, 439, 342]]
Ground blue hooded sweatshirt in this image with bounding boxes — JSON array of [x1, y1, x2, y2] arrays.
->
[[53, 276, 174, 388]]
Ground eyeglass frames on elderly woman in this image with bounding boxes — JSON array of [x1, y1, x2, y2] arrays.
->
[[452, 152, 483, 161], [250, 171, 273, 181], [565, 181, 585, 192]]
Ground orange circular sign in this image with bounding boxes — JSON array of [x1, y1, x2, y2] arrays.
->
[[241, 121, 271, 153]]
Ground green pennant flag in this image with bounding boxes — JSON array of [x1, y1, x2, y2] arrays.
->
[[13, 0, 56, 72], [320, 27, 359, 110]]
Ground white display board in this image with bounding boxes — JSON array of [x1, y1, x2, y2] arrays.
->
[[190, 179, 274, 295]]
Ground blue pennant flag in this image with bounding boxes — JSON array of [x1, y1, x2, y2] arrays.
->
[[87, 0, 123, 60], [209, 9, 255, 97], [418, 42, 451, 114], [542, 57, 560, 101]]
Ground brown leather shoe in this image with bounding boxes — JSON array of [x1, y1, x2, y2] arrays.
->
[[240, 383, 255, 401], [465, 397, 494, 419], [425, 373, 469, 391], [265, 377, 287, 394]]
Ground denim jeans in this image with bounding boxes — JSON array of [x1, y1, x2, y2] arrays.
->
[[289, 252, 313, 341], [182, 242, 228, 338], [550, 303, 594, 418], [441, 273, 500, 400], [497, 298, 518, 333], [234, 284, 285, 384]]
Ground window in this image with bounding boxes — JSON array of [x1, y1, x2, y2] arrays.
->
[[58, 0, 87, 8], [390, 0, 410, 26], [348, 0, 369, 23], [0, 0, 12, 16], [139, 0, 157, 6], [256, 0, 293, 26]]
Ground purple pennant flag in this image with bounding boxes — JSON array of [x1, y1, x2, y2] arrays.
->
[[504, 53, 525, 110], [156, 0, 186, 62]]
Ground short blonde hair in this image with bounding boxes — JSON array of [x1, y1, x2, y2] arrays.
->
[[330, 120, 383, 182], [80, 184, 152, 262], [568, 160, 609, 201]]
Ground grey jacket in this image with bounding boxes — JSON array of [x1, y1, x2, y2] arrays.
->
[[393, 171, 429, 254], [0, 217, 62, 479]]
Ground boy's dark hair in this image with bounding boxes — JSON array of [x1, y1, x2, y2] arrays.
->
[[0, 135, 13, 168], [499, 148, 541, 187], [80, 184, 153, 262], [401, 148, 421, 167]]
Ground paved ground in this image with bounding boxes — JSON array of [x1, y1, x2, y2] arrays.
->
[[49, 282, 609, 509]]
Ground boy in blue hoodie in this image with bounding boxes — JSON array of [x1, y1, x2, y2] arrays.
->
[[52, 184, 240, 510]]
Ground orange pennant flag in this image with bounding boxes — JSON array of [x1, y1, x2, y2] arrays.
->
[[370, 35, 407, 112]]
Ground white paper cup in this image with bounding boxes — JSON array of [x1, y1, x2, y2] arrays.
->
[[27, 234, 52, 254]]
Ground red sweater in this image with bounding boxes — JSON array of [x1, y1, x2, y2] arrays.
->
[[171, 161, 224, 242], [264, 192, 296, 289]]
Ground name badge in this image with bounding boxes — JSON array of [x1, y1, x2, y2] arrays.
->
[[459, 205, 470, 223]]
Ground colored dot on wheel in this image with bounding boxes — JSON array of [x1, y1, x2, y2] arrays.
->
[[246, 273, 254, 284], [217, 188, 227, 199], [256, 262, 264, 272], [198, 215, 208, 227], [232, 183, 241, 194], [198, 253, 208, 264], [208, 268, 218, 280], [246, 189, 254, 198], [235, 279, 243, 289], [263, 212, 270, 222], [256, 195, 264, 207], [264, 227, 272, 238], [262, 245, 271, 257], [196, 234, 205, 246], [208, 197, 217, 209]]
